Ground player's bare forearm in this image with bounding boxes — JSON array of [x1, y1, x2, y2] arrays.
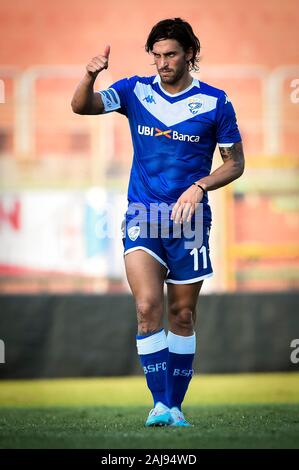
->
[[196, 141, 245, 191], [171, 142, 244, 223], [71, 73, 104, 115]]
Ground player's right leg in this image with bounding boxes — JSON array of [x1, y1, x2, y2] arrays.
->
[[124, 250, 172, 426]]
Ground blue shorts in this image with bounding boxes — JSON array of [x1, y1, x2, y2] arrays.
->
[[122, 218, 213, 284]]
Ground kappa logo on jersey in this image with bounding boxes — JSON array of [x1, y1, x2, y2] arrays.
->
[[225, 94, 231, 104], [128, 225, 140, 241], [188, 97, 203, 115], [137, 125, 200, 143], [143, 95, 156, 104]]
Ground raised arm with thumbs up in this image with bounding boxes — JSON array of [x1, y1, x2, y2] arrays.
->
[[71, 46, 111, 115]]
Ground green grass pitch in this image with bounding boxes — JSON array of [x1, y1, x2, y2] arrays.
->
[[0, 373, 298, 449]]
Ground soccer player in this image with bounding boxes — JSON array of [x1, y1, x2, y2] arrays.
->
[[71, 18, 244, 427]]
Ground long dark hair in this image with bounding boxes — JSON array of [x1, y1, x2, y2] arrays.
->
[[145, 18, 200, 71]]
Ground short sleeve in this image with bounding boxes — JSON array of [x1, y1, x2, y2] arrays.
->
[[96, 78, 129, 116], [216, 92, 241, 146]]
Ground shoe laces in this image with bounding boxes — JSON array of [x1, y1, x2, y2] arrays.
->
[[149, 403, 167, 416], [172, 408, 186, 422], [149, 408, 156, 417]]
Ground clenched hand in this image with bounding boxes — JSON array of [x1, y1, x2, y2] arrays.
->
[[86, 45, 110, 79]]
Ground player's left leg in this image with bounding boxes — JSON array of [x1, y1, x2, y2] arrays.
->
[[166, 281, 203, 426], [124, 249, 173, 426]]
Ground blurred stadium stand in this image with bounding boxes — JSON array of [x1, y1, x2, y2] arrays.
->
[[0, 292, 298, 378]]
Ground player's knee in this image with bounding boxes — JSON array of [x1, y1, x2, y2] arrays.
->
[[169, 305, 194, 330], [136, 300, 163, 335]]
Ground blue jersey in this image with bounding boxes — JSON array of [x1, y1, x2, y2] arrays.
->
[[98, 75, 241, 224]]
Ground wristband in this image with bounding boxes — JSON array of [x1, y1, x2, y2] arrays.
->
[[193, 183, 206, 193]]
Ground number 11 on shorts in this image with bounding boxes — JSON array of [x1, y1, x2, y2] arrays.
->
[[190, 246, 207, 271]]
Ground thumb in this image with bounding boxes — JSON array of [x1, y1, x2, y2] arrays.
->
[[103, 44, 110, 59]]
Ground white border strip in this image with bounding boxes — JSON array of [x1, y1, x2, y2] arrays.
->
[[218, 143, 234, 147], [166, 272, 213, 284], [124, 246, 169, 270]]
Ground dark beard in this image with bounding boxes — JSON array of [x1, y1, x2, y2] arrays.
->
[[159, 66, 186, 85]]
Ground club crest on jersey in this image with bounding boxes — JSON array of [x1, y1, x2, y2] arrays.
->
[[128, 225, 140, 241], [188, 98, 203, 115]]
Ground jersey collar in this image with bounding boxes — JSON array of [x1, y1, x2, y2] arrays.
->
[[153, 75, 200, 97]]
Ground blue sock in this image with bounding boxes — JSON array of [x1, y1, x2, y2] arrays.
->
[[136, 329, 168, 407], [166, 331, 196, 410]]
